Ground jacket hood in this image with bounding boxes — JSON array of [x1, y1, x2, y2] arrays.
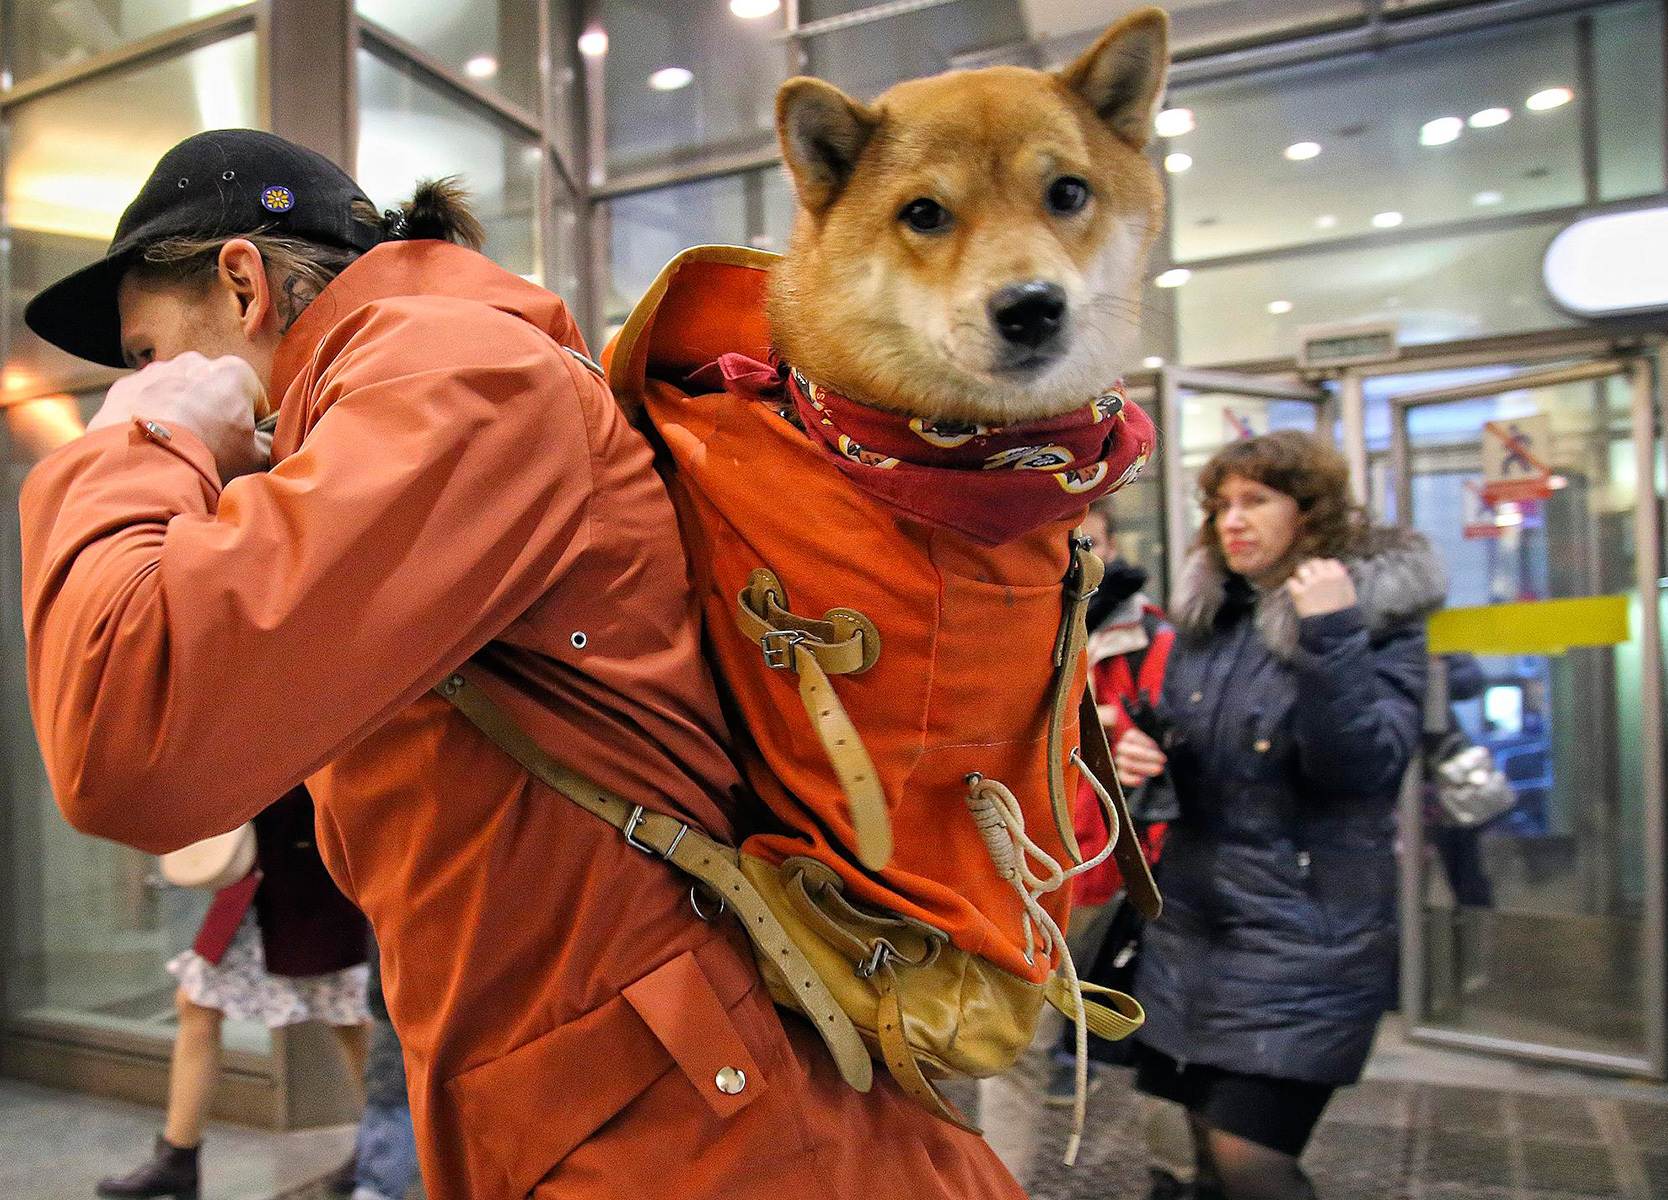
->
[[1173, 525, 1447, 660]]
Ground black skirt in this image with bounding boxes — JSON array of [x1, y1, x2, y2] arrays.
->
[[1133, 1042, 1336, 1157]]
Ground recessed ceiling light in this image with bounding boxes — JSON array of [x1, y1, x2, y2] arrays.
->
[[1155, 107, 1195, 137], [730, 0, 781, 14], [1527, 87, 1574, 111], [1267, 300, 1294, 315], [1419, 116, 1463, 146], [649, 66, 694, 91], [1469, 107, 1511, 128], [1142, 356, 1166, 369], [1284, 141, 1322, 161], [1164, 152, 1193, 173], [1473, 190, 1504, 206], [1372, 210, 1405, 228], [1315, 214, 1338, 230], [577, 29, 608, 57], [1155, 268, 1192, 288], [465, 55, 498, 78]]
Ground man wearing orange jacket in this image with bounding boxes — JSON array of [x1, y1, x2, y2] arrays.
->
[[18, 130, 1028, 1200]]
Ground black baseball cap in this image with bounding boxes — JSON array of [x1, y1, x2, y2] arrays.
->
[[25, 129, 383, 369]]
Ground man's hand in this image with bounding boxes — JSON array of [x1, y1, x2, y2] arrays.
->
[[89, 353, 271, 483], [1113, 726, 1167, 789], [1287, 557, 1358, 618]]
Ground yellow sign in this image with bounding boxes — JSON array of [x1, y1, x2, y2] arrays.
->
[[1427, 595, 1631, 656]]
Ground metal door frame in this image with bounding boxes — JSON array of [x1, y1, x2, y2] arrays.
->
[[1157, 367, 1331, 596], [1383, 351, 1666, 1080]]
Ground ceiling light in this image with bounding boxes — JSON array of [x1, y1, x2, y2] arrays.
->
[[730, 0, 781, 14], [1164, 152, 1193, 173], [1155, 268, 1192, 288], [2, 370, 31, 392], [1284, 141, 1322, 161], [1155, 107, 1195, 137], [1527, 87, 1573, 111], [1315, 214, 1338, 230], [1372, 210, 1405, 228], [1473, 190, 1504, 206], [1469, 107, 1511, 128], [1142, 356, 1166, 369], [1267, 300, 1294, 315], [1419, 116, 1463, 146], [465, 55, 498, 79], [577, 29, 608, 57], [649, 66, 694, 91]]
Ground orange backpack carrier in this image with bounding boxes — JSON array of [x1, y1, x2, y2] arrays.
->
[[599, 246, 1161, 1156]]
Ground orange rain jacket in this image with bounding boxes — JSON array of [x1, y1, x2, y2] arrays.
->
[[608, 246, 1104, 987], [20, 241, 1027, 1200]]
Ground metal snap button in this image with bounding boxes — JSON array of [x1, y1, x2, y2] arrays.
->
[[715, 1067, 746, 1095], [1189, 690, 1203, 703], [142, 420, 172, 441], [1254, 738, 1271, 753], [571, 631, 587, 649]]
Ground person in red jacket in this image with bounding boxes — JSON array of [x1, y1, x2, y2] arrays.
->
[[1047, 502, 1174, 1102]]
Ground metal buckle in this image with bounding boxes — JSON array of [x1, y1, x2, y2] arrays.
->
[[760, 628, 808, 671], [855, 939, 896, 980], [621, 805, 657, 854]]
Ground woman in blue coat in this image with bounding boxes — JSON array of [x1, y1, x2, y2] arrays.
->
[[1114, 431, 1444, 1200]]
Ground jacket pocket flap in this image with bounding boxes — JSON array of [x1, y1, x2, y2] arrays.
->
[[623, 948, 765, 1120], [446, 991, 670, 1196]]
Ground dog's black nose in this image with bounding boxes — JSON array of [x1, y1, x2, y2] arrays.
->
[[990, 282, 1067, 351]]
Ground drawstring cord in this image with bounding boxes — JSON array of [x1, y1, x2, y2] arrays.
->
[[966, 752, 1123, 1165]]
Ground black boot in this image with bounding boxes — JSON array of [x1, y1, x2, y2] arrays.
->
[[95, 1136, 200, 1200], [1147, 1169, 1190, 1200]]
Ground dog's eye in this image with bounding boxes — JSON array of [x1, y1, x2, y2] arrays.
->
[[899, 198, 952, 234], [1047, 176, 1091, 215]]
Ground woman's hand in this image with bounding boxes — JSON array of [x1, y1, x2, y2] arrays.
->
[[1113, 727, 1167, 788], [1287, 557, 1357, 618]]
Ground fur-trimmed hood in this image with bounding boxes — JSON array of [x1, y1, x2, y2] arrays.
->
[[1172, 526, 1447, 661]]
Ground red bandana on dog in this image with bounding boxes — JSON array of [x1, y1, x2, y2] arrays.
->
[[699, 353, 1155, 546]]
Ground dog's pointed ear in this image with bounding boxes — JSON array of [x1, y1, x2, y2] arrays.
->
[[777, 77, 881, 215], [1059, 8, 1170, 149]]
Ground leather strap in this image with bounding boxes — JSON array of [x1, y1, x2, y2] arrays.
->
[[734, 570, 892, 870], [874, 973, 981, 1135], [433, 671, 874, 1093], [1076, 689, 1163, 919], [1045, 539, 1105, 865]]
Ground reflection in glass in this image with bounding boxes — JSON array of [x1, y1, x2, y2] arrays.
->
[[2, 33, 259, 397], [1594, 1, 1667, 202], [805, 0, 1024, 100], [0, 0, 254, 84], [599, 0, 786, 175], [356, 0, 541, 113], [1168, 14, 1584, 262], [1403, 373, 1648, 1060], [1175, 220, 1576, 366], [357, 51, 542, 280], [606, 174, 747, 332]]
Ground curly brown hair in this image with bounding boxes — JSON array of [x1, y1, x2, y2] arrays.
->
[[1195, 430, 1367, 571]]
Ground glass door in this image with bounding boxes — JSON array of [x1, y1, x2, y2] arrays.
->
[[1157, 367, 1331, 597], [1386, 354, 1666, 1077]]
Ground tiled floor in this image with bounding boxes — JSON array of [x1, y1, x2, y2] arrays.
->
[[4, 1019, 1664, 1200]]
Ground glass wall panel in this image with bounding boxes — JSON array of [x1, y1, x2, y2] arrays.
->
[[1594, 1, 1667, 202], [605, 174, 747, 333], [1400, 372, 1649, 1060], [357, 0, 541, 113], [0, 0, 253, 85], [0, 36, 266, 1052], [1168, 15, 1585, 263], [805, 0, 1025, 99], [1174, 219, 1577, 367], [598, 0, 786, 176], [357, 50, 542, 280], [2, 33, 258, 398]]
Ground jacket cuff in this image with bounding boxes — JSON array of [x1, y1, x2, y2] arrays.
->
[[1296, 605, 1366, 652], [123, 416, 223, 493]]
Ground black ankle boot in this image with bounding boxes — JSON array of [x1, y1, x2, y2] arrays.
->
[[95, 1136, 200, 1200]]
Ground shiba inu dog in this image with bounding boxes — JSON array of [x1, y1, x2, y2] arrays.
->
[[768, 8, 1170, 428]]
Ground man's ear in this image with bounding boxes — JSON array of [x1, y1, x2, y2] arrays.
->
[[1058, 9, 1170, 149], [216, 239, 275, 337], [776, 76, 881, 216]]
